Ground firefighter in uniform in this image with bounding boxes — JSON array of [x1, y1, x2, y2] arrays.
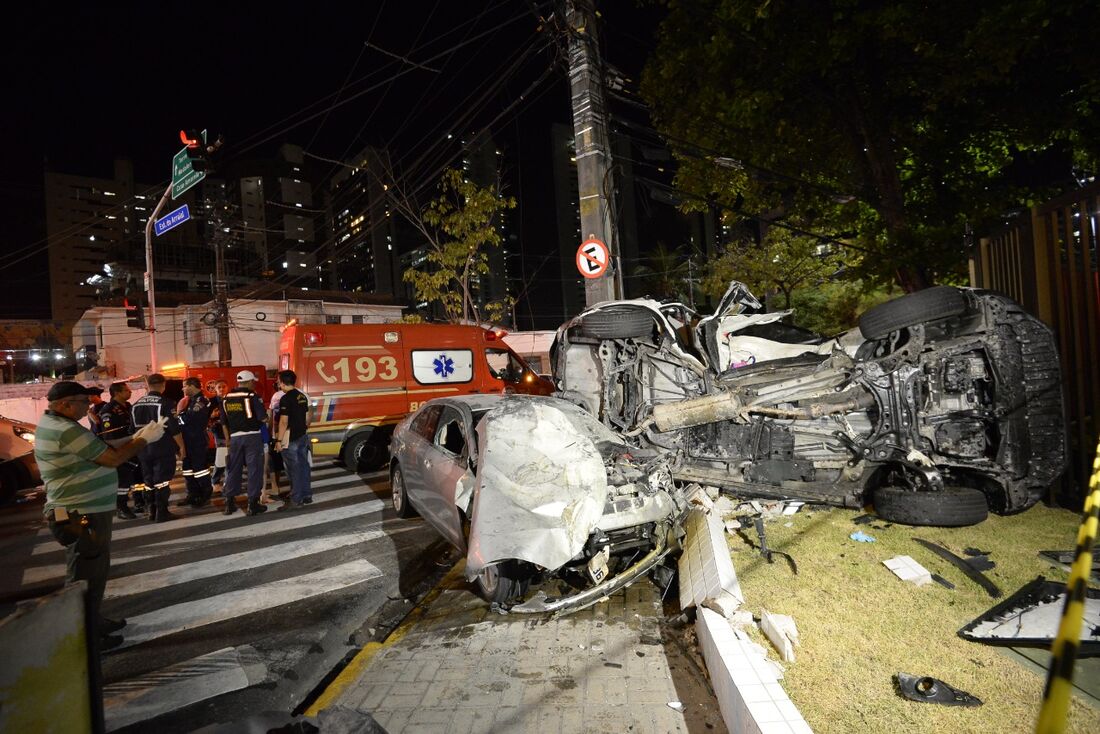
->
[[177, 377, 214, 507], [94, 382, 144, 519], [131, 373, 182, 522], [222, 370, 269, 517]]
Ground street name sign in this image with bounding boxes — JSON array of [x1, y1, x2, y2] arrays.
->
[[155, 204, 190, 236], [576, 237, 609, 279], [171, 129, 206, 199]]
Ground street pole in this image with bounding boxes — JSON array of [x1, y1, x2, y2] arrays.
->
[[143, 183, 173, 371], [214, 234, 232, 366], [566, 0, 621, 307]]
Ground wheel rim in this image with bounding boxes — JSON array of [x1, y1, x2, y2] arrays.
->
[[478, 565, 499, 595], [391, 470, 404, 513]]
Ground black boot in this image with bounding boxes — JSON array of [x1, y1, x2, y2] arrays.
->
[[247, 501, 268, 517], [116, 495, 136, 520]]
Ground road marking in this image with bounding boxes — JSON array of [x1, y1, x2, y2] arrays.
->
[[114, 558, 384, 649], [30, 476, 381, 556], [104, 521, 411, 600], [21, 492, 387, 585], [103, 646, 263, 732]]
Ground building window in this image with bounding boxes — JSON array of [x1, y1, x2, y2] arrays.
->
[[351, 315, 364, 324], [326, 315, 341, 324]]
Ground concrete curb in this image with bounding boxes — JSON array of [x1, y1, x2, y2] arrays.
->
[[303, 560, 468, 717]]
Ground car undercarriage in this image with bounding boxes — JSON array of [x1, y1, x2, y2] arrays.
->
[[553, 284, 1067, 527]]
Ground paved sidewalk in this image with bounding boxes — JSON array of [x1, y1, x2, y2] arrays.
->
[[317, 563, 727, 733]]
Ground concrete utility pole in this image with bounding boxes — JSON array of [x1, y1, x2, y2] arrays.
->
[[209, 204, 232, 365], [566, 0, 622, 307], [143, 184, 174, 371]]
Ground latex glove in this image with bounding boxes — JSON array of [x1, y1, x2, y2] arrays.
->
[[133, 417, 167, 444]]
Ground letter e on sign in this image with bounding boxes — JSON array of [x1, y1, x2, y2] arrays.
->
[[576, 238, 609, 279]]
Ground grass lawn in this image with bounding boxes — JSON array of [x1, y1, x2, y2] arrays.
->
[[727, 501, 1100, 733]]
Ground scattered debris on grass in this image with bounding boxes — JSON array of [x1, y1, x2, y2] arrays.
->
[[896, 672, 983, 707], [1039, 550, 1100, 584], [883, 555, 933, 586], [761, 610, 800, 662], [931, 573, 955, 590], [850, 530, 876, 543], [958, 576, 1100, 653], [914, 537, 1002, 597]]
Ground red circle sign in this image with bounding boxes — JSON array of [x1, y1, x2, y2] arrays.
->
[[576, 238, 609, 279]]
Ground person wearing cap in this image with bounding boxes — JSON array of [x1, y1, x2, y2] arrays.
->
[[176, 377, 215, 508], [208, 380, 230, 491], [131, 373, 184, 522], [34, 381, 167, 651], [221, 370, 269, 516], [94, 382, 143, 520]]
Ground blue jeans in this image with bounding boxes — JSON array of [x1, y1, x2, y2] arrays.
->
[[282, 435, 312, 503], [225, 432, 264, 503]]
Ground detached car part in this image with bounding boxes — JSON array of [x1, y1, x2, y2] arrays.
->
[[896, 672, 982, 707], [958, 576, 1100, 655], [553, 283, 1067, 527]]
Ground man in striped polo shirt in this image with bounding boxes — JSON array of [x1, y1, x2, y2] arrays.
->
[[35, 381, 166, 651]]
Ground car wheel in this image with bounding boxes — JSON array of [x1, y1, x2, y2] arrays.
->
[[577, 306, 656, 339], [341, 431, 385, 472], [858, 286, 968, 340], [0, 464, 19, 505], [390, 464, 417, 519], [475, 560, 531, 604], [872, 485, 989, 527]]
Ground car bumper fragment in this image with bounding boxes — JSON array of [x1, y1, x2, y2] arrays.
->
[[509, 523, 672, 616]]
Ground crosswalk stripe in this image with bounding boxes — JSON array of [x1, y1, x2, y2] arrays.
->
[[103, 646, 262, 732], [104, 521, 412, 600], [114, 558, 383, 649], [30, 479, 381, 556], [21, 491, 387, 585]]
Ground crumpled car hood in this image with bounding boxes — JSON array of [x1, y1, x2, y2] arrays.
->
[[466, 396, 622, 577]]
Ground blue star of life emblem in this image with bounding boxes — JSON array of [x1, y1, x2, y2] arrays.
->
[[433, 354, 455, 378]]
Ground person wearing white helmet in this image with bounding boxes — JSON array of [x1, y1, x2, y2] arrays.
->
[[220, 370, 269, 516]]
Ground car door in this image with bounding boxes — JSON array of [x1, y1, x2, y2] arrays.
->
[[398, 404, 443, 513], [408, 404, 473, 551]]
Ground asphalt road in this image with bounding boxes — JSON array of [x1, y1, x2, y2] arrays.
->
[[0, 461, 451, 733]]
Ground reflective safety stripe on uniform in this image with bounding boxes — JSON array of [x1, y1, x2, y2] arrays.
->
[[154, 481, 172, 490], [194, 469, 211, 478]]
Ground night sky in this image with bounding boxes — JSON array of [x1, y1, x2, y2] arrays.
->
[[0, 2, 661, 323]]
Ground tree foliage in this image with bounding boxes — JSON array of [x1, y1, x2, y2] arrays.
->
[[701, 226, 839, 309], [630, 241, 701, 304], [398, 169, 516, 324], [642, 0, 1100, 291]]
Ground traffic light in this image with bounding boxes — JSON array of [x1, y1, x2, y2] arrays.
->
[[179, 129, 224, 174], [124, 299, 145, 330], [180, 129, 207, 172]]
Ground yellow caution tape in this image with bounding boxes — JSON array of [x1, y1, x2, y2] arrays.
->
[[1036, 436, 1100, 733]]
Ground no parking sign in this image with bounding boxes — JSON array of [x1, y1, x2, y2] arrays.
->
[[576, 238, 609, 279]]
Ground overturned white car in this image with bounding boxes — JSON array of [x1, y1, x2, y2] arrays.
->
[[552, 283, 1067, 527], [388, 394, 685, 612]]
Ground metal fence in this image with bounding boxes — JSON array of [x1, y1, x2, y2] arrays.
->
[[973, 182, 1100, 501]]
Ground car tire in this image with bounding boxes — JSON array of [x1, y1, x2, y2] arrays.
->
[[872, 485, 989, 527], [858, 286, 968, 340], [0, 463, 19, 505], [577, 306, 656, 339], [390, 464, 417, 519], [475, 560, 531, 604], [341, 431, 385, 472]]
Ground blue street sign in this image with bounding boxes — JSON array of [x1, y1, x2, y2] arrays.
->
[[155, 205, 191, 237]]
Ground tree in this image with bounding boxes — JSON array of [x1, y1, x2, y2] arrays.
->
[[701, 226, 838, 309], [396, 169, 516, 324], [642, 0, 1100, 291], [630, 241, 699, 304]]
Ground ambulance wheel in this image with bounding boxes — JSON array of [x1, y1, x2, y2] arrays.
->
[[342, 431, 385, 472]]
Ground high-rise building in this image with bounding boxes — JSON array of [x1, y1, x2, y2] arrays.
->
[[229, 144, 324, 290], [325, 147, 401, 297], [44, 159, 209, 324]]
